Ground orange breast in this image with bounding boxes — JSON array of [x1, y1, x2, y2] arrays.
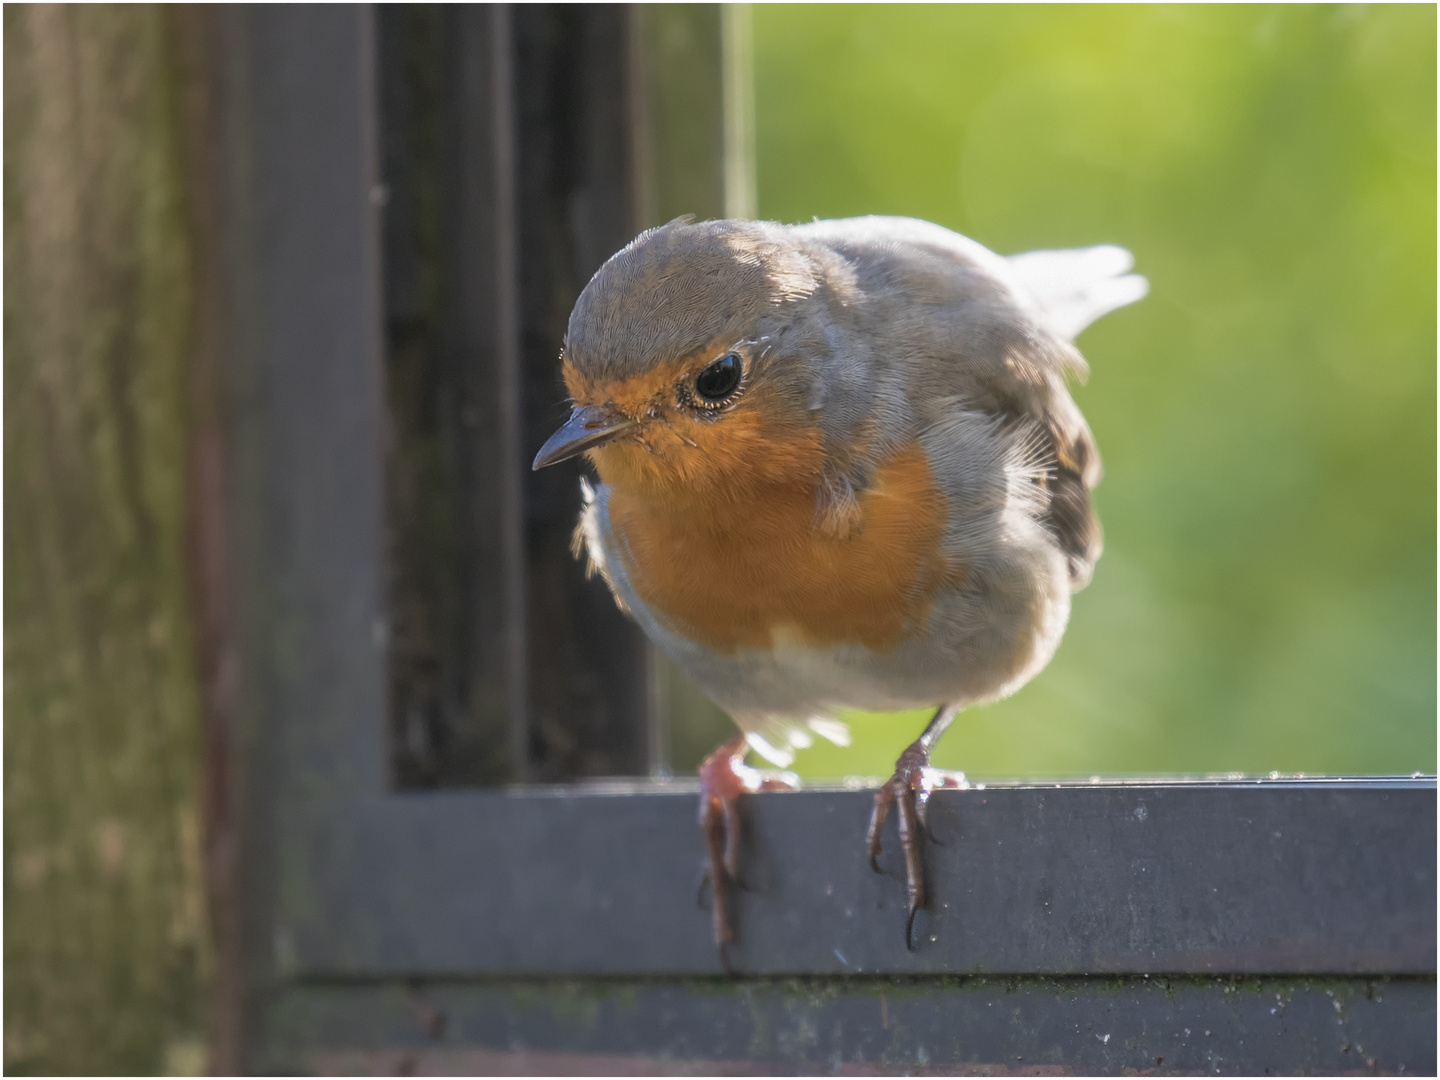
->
[[603, 441, 958, 653]]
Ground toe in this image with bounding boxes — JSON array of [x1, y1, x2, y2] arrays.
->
[[866, 785, 895, 873]]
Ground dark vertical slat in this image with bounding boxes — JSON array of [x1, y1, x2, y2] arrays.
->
[[378, 6, 454, 786], [380, 4, 651, 786], [380, 4, 532, 787], [513, 5, 651, 782], [488, 6, 529, 785], [440, 5, 517, 786]]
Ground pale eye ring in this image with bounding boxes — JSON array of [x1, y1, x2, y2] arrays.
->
[[694, 353, 742, 404]]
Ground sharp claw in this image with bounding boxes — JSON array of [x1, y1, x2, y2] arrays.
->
[[905, 904, 922, 952], [868, 849, 905, 881]]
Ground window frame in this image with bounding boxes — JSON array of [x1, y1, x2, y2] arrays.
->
[[200, 5, 1435, 1066]]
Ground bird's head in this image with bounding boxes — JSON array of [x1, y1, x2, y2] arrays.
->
[[532, 219, 834, 500]]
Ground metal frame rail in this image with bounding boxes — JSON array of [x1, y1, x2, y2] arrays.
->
[[193, 7, 1436, 1073]]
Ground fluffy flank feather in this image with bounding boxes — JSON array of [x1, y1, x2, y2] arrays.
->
[[736, 710, 851, 766]]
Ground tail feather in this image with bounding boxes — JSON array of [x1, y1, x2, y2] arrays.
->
[[1007, 245, 1148, 340]]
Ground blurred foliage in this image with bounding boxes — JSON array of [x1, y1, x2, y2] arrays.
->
[[4, 5, 207, 1074], [753, 5, 1436, 779]]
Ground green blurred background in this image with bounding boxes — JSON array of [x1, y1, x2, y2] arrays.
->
[[750, 4, 1436, 780]]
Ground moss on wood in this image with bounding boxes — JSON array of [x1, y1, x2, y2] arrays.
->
[[4, 5, 207, 1073]]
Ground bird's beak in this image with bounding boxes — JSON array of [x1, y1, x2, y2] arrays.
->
[[532, 404, 636, 470]]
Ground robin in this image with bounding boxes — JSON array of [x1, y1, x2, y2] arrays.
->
[[533, 216, 1146, 953]]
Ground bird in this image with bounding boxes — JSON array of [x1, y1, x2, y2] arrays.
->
[[532, 215, 1146, 954]]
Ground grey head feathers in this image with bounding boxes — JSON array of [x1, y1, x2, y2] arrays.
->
[[565, 218, 821, 382]]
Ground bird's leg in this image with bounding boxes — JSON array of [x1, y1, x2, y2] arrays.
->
[[697, 734, 799, 956], [866, 704, 968, 949]]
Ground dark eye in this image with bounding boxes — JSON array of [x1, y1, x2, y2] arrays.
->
[[694, 353, 742, 403]]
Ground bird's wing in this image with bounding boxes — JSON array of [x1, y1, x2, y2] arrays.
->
[[1005, 245, 1148, 341], [793, 216, 1134, 590], [993, 244, 1145, 584]]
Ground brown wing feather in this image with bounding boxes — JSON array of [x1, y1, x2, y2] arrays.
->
[[1043, 412, 1103, 590]]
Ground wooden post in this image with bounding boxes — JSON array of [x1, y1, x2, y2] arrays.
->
[[4, 5, 209, 1073]]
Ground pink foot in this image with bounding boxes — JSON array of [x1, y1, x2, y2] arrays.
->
[[866, 742, 967, 949], [697, 735, 798, 960]]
